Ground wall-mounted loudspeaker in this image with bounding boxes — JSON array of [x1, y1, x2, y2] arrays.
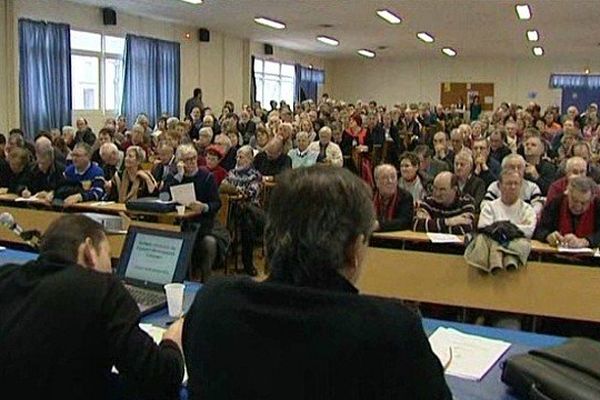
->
[[264, 44, 274, 55], [199, 28, 210, 42], [102, 8, 117, 26]]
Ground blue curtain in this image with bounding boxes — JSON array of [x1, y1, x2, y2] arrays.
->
[[561, 87, 600, 115], [295, 64, 325, 103], [18, 19, 71, 140], [121, 34, 180, 125]]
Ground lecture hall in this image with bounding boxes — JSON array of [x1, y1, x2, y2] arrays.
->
[[1, 0, 600, 399]]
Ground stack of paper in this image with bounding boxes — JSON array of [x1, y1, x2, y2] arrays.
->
[[426, 233, 462, 244], [557, 246, 595, 254], [428, 327, 511, 381]]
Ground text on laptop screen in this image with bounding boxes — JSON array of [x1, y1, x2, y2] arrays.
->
[[124, 233, 184, 285]]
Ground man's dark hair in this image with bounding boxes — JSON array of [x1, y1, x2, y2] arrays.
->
[[193, 88, 202, 97], [265, 166, 375, 288], [399, 151, 420, 167], [0, 134, 5, 145], [9, 128, 24, 137], [39, 215, 106, 264]]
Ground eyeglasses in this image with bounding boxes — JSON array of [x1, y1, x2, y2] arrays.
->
[[181, 156, 197, 163]]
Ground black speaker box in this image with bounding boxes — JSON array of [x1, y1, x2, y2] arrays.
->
[[102, 8, 117, 26], [264, 44, 273, 55], [199, 28, 210, 42]]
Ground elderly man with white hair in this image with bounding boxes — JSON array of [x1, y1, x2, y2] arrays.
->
[[161, 144, 221, 281], [288, 131, 318, 169], [26, 137, 66, 199], [454, 150, 486, 209], [99, 142, 124, 181], [482, 154, 544, 215], [307, 126, 343, 167], [373, 164, 414, 231]]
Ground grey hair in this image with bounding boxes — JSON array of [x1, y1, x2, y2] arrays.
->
[[501, 154, 526, 170], [62, 125, 76, 136], [176, 143, 197, 160], [166, 117, 179, 130], [198, 127, 214, 140], [374, 164, 396, 181], [568, 176, 596, 194], [565, 156, 587, 172], [237, 145, 254, 162]]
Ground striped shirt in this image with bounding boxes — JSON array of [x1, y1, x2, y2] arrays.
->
[[413, 195, 476, 234]]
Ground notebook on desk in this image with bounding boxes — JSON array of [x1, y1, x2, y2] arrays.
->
[[116, 226, 196, 316]]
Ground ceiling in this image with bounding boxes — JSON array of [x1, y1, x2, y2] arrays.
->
[[68, 0, 600, 61]]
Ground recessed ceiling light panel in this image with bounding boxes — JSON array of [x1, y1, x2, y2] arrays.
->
[[526, 30, 539, 42], [416, 32, 435, 43], [357, 49, 376, 58], [316, 36, 339, 46], [532, 46, 544, 56], [376, 9, 402, 24], [516, 4, 531, 20], [254, 17, 286, 30], [180, 0, 203, 4], [442, 47, 457, 57]]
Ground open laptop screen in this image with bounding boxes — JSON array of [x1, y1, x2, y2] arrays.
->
[[125, 233, 183, 285], [116, 226, 195, 289]]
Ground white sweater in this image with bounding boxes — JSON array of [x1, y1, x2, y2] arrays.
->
[[478, 198, 537, 239]]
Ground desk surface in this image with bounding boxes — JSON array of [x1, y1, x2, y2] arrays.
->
[[0, 194, 201, 220], [372, 230, 575, 255], [1, 250, 567, 400], [359, 247, 600, 322]]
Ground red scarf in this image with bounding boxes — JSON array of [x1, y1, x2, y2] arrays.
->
[[558, 197, 596, 238], [374, 190, 398, 222], [346, 127, 368, 145]]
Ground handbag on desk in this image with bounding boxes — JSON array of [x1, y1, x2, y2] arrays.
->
[[501, 337, 600, 400]]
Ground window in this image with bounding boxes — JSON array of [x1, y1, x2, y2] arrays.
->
[[254, 58, 295, 108], [70, 29, 124, 111]]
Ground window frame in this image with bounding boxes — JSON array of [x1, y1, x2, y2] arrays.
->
[[70, 29, 124, 113], [253, 58, 295, 108]]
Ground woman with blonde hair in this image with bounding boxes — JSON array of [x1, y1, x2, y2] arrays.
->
[[107, 146, 157, 202]]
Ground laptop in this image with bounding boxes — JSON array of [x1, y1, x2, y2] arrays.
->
[[116, 226, 196, 316]]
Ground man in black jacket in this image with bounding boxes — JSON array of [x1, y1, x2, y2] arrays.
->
[[183, 166, 451, 400], [0, 214, 184, 400]]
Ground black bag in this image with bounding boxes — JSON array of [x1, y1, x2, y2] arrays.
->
[[125, 197, 176, 213], [501, 337, 600, 400]]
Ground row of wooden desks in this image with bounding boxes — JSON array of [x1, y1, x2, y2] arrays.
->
[[0, 193, 202, 224], [372, 230, 586, 258], [359, 247, 600, 323]]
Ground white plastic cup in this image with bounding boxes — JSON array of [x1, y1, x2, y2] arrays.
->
[[164, 283, 185, 317], [176, 205, 186, 216]]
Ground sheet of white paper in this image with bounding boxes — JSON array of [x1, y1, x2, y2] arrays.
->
[[170, 183, 196, 206], [90, 201, 115, 206], [0, 246, 6, 251], [557, 246, 595, 254], [428, 327, 511, 381], [427, 233, 462, 244]]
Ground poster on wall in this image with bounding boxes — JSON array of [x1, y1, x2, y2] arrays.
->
[[467, 90, 479, 105]]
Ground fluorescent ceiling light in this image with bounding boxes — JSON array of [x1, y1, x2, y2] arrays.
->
[[417, 32, 435, 43], [316, 36, 339, 46], [532, 46, 544, 56], [357, 49, 376, 58], [515, 4, 531, 20], [526, 30, 539, 42], [376, 9, 402, 24], [254, 17, 286, 30], [179, 0, 203, 4], [442, 47, 457, 57]]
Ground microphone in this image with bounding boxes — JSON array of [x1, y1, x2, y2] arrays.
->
[[0, 212, 41, 249]]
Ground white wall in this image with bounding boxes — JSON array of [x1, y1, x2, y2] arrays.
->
[[0, 0, 327, 134], [328, 57, 600, 110]]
